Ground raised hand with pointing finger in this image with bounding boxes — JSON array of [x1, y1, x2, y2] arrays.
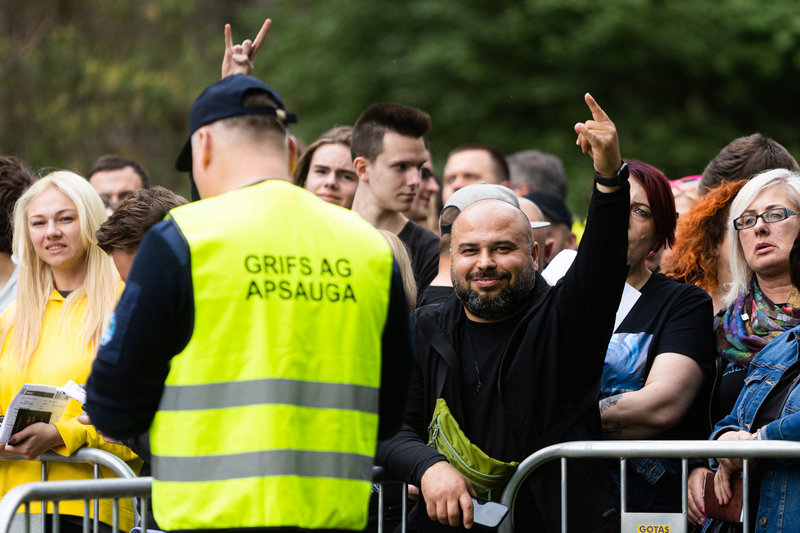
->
[[574, 93, 623, 182], [221, 18, 271, 79]]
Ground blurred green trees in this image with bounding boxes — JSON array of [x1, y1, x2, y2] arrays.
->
[[2, 0, 800, 212]]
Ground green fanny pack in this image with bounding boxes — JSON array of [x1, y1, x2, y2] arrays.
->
[[427, 397, 518, 501]]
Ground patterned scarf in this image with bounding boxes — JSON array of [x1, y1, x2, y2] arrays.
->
[[717, 277, 800, 368]]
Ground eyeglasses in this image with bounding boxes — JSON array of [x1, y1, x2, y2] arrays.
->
[[733, 207, 800, 230]]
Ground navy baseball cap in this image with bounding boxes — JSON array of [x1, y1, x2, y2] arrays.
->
[[526, 191, 573, 226], [175, 74, 297, 172]]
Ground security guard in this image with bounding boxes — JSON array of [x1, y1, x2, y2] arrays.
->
[[85, 74, 414, 532]]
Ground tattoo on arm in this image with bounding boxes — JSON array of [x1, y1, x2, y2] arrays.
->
[[602, 421, 624, 438], [599, 394, 622, 414], [599, 394, 625, 438]]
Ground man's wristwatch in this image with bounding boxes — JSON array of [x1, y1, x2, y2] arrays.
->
[[593, 161, 629, 187]]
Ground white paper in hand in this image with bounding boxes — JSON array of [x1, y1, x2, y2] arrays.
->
[[59, 380, 87, 405]]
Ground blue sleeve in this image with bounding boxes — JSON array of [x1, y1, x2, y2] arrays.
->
[[85, 219, 193, 439], [762, 412, 800, 441], [377, 260, 415, 440]]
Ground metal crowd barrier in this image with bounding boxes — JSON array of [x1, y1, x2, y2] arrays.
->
[[372, 466, 408, 533], [7, 441, 799, 533], [0, 466, 401, 533], [0, 447, 139, 533], [499, 440, 800, 533]]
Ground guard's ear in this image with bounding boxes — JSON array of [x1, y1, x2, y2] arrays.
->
[[287, 134, 299, 175], [353, 157, 371, 184], [195, 127, 213, 170]]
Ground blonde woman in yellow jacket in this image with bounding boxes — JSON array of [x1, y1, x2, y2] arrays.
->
[[0, 171, 140, 532]]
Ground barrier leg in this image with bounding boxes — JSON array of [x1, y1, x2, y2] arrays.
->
[[401, 483, 407, 533]]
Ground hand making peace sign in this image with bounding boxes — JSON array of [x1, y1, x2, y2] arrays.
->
[[221, 18, 271, 79]]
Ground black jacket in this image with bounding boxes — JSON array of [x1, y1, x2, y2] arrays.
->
[[376, 183, 631, 532]]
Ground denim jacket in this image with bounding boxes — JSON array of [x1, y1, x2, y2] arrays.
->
[[705, 328, 800, 532]]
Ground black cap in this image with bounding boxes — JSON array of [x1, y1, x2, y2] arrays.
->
[[526, 191, 572, 226], [175, 74, 297, 172]]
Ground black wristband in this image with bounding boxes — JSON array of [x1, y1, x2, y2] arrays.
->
[[593, 161, 629, 187]]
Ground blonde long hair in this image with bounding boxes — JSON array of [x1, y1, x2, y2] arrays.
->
[[379, 230, 417, 311], [8, 171, 118, 367]]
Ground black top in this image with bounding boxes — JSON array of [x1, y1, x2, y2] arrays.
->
[[602, 272, 715, 440], [753, 361, 800, 430], [85, 218, 414, 442], [419, 285, 453, 307], [459, 314, 523, 455], [712, 363, 747, 429], [397, 219, 439, 303]]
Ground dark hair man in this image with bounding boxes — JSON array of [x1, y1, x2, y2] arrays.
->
[[442, 143, 511, 204], [507, 149, 568, 199], [86, 69, 414, 532], [517, 196, 551, 273], [95, 186, 187, 279], [699, 133, 799, 194], [376, 94, 630, 531], [87, 155, 150, 215], [351, 103, 440, 300], [0, 156, 34, 312], [407, 143, 440, 231]]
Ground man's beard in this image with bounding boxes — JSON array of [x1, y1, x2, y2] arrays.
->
[[451, 260, 536, 321]]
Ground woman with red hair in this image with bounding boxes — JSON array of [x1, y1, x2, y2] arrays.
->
[[664, 180, 746, 313], [599, 160, 715, 513]]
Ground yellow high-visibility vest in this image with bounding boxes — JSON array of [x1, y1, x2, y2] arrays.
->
[[149, 180, 393, 531]]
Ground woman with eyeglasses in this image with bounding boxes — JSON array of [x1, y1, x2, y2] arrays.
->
[[687, 168, 800, 527]]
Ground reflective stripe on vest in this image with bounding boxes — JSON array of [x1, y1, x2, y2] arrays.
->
[[152, 449, 374, 483], [149, 181, 392, 531], [158, 378, 379, 413]]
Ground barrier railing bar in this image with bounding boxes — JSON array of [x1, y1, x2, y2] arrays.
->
[[4, 449, 137, 480], [93, 463, 100, 533], [743, 458, 750, 531], [377, 484, 384, 533], [499, 440, 800, 533], [620, 458, 627, 513], [0, 478, 152, 533], [40, 462, 46, 533], [112, 497, 119, 533], [401, 482, 407, 533], [53, 501, 60, 533], [82, 500, 90, 533], [140, 495, 148, 533]]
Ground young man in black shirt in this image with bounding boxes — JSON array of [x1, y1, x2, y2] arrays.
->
[[351, 104, 439, 300]]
